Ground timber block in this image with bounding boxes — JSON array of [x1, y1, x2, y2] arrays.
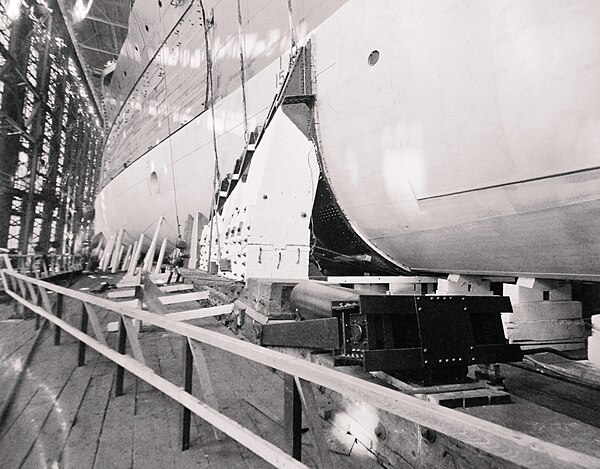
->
[[242, 278, 299, 318], [501, 301, 582, 322], [503, 319, 585, 341], [108, 289, 136, 299], [417, 388, 511, 408], [436, 275, 493, 296], [503, 280, 571, 304], [589, 333, 600, 366], [592, 314, 600, 331]]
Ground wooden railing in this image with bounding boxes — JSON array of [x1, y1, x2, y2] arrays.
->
[[1, 268, 598, 469], [0, 253, 83, 280]]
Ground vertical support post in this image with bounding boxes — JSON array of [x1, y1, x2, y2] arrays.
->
[[101, 234, 115, 271], [110, 228, 124, 273], [54, 293, 63, 345], [154, 238, 168, 275], [78, 302, 88, 366], [122, 244, 133, 271], [115, 316, 127, 396], [127, 233, 145, 276], [284, 374, 302, 461], [143, 216, 164, 272], [180, 337, 193, 451]]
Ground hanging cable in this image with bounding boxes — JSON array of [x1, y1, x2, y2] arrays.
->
[[159, 46, 182, 238], [199, 0, 222, 272], [236, 0, 249, 140]]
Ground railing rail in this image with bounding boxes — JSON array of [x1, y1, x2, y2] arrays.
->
[[1, 268, 598, 469], [0, 253, 83, 280]]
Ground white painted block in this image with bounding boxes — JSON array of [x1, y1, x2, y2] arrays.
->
[[159, 291, 209, 305], [504, 319, 585, 341], [437, 276, 492, 295], [502, 301, 582, 322], [505, 280, 572, 304], [588, 333, 600, 366], [108, 289, 136, 299], [592, 314, 600, 331]]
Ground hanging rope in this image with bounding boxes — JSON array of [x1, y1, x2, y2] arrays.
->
[[236, 0, 249, 140], [159, 47, 182, 238], [199, 0, 222, 272]]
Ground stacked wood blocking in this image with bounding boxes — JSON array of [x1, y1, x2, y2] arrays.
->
[[502, 279, 585, 351]]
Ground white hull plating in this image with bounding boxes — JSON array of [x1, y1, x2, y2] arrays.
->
[[96, 0, 600, 278]]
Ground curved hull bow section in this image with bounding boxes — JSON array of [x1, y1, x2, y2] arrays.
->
[[96, 0, 600, 279]]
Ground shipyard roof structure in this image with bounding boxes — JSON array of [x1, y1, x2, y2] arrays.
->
[[58, 0, 130, 101]]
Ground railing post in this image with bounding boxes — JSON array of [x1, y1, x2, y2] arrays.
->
[[54, 293, 63, 345], [78, 302, 88, 366], [115, 316, 127, 396], [180, 337, 194, 451], [284, 374, 302, 461]]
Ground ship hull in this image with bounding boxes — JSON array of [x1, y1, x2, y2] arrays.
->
[[96, 0, 600, 278]]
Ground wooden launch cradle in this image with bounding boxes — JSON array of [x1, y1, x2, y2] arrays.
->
[[2, 267, 599, 469]]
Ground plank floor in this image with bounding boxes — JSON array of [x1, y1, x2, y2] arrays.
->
[[0, 274, 380, 469]]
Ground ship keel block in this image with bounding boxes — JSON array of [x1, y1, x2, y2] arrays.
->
[[502, 278, 585, 350]]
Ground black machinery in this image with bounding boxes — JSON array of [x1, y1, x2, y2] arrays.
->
[[253, 280, 522, 384]]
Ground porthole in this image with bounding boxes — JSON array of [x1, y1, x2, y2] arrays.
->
[[123, 70, 127, 76], [158, 0, 162, 7], [368, 50, 380, 66], [149, 171, 160, 195], [145, 24, 149, 32]]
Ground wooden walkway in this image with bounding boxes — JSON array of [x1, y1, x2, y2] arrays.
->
[[0, 275, 378, 469]]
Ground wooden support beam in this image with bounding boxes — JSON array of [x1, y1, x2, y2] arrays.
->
[[5, 271, 600, 469], [159, 291, 209, 305], [165, 304, 233, 322], [83, 303, 108, 347], [122, 244, 133, 271], [121, 316, 146, 365], [127, 233, 145, 276], [180, 338, 193, 451], [294, 377, 334, 469], [78, 302, 89, 366], [160, 284, 194, 293], [115, 316, 127, 396], [188, 338, 222, 440], [154, 238, 168, 275], [54, 293, 63, 345], [141, 273, 168, 315], [110, 228, 124, 273], [284, 374, 302, 461], [143, 216, 163, 272], [6, 288, 306, 468]]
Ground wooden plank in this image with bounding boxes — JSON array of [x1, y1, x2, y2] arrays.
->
[[93, 387, 135, 469], [133, 391, 178, 469], [159, 291, 209, 305], [188, 338, 223, 440], [160, 284, 195, 293], [20, 366, 93, 469], [6, 271, 600, 469], [122, 316, 146, 365], [62, 373, 113, 469], [108, 289, 136, 299], [7, 288, 307, 469], [294, 377, 334, 469], [165, 304, 234, 321], [84, 303, 109, 347], [141, 273, 169, 315]]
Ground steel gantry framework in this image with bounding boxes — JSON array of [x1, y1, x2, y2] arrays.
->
[[0, 0, 104, 257]]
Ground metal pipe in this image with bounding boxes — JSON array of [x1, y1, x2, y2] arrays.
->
[[290, 280, 359, 319]]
